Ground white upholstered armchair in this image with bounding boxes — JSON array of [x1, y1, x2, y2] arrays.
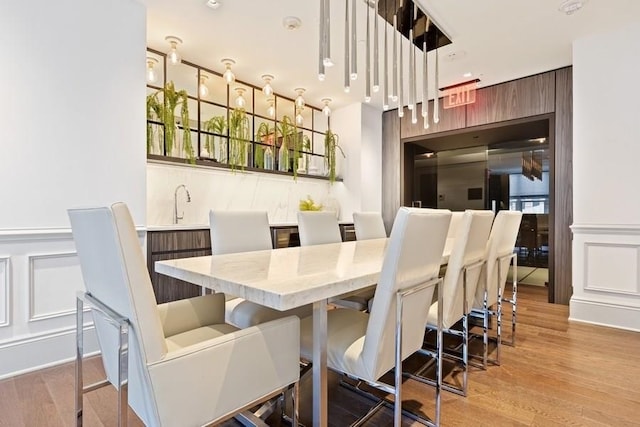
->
[[70, 203, 300, 426]]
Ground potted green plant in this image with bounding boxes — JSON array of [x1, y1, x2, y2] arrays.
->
[[202, 115, 227, 162], [277, 115, 296, 173], [228, 108, 250, 170], [146, 81, 195, 163], [324, 129, 345, 184], [256, 122, 275, 170], [146, 93, 164, 154]]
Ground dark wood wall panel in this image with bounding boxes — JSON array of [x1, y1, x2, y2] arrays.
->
[[553, 67, 573, 304], [400, 99, 467, 139], [466, 73, 556, 127], [382, 112, 401, 233]]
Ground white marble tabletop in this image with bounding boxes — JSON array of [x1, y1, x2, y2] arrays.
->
[[155, 238, 388, 311]]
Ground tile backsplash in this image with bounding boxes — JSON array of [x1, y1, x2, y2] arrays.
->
[[147, 161, 351, 226]]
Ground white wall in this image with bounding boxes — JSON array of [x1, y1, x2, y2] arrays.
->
[[329, 103, 383, 217], [571, 21, 640, 331], [0, 0, 146, 378]]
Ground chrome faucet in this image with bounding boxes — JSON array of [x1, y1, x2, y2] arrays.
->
[[174, 184, 191, 224]]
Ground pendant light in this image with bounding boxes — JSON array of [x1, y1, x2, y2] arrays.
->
[[365, 0, 371, 103], [322, 0, 333, 67], [221, 58, 236, 84], [321, 98, 332, 117], [199, 74, 209, 98], [391, 14, 398, 102], [372, 0, 380, 92], [382, 0, 389, 110], [296, 106, 304, 125], [344, 0, 351, 93], [146, 57, 159, 83], [318, 0, 325, 80], [234, 87, 246, 108], [350, 0, 358, 80], [294, 88, 306, 108], [165, 36, 182, 65], [261, 74, 274, 96], [267, 97, 275, 117]]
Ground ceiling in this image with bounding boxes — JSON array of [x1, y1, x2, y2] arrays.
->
[[141, 0, 640, 111]]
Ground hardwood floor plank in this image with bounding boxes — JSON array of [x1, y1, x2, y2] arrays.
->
[[0, 379, 25, 427]]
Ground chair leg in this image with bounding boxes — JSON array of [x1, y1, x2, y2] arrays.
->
[[75, 296, 84, 427], [292, 382, 299, 427]]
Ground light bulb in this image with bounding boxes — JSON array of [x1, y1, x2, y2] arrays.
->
[[408, 104, 413, 110], [344, 86, 350, 93], [391, 95, 398, 102], [372, 84, 380, 92], [221, 58, 236, 84], [321, 98, 331, 117], [146, 57, 158, 83], [364, 96, 371, 103], [318, 73, 325, 81], [165, 36, 182, 65], [383, 103, 389, 111], [294, 88, 305, 108], [235, 87, 246, 108], [323, 58, 334, 67], [261, 74, 274, 96], [268, 105, 275, 117], [350, 72, 358, 81], [199, 75, 209, 98], [296, 112, 303, 125]]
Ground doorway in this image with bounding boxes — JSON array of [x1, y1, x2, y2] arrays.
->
[[403, 116, 553, 297]]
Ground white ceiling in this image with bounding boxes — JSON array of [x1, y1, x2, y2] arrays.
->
[[142, 0, 640, 111]]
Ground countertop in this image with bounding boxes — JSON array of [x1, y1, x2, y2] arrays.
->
[[147, 221, 354, 232]]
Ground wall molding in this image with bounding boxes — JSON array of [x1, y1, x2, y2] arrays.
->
[[0, 226, 147, 243], [0, 323, 99, 380], [27, 251, 83, 322], [570, 296, 640, 332], [583, 242, 640, 297], [0, 256, 10, 328], [571, 223, 640, 235]]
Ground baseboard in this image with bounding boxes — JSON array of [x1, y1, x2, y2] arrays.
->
[[0, 325, 100, 380], [569, 297, 640, 332]]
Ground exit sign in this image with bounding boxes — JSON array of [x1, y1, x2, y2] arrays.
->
[[441, 79, 479, 109]]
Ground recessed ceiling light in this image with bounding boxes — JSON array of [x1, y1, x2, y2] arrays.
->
[[558, 0, 587, 15], [206, 0, 221, 9], [463, 72, 472, 78], [445, 51, 466, 61], [282, 16, 302, 31]]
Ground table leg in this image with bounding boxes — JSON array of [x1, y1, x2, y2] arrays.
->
[[312, 299, 328, 427]]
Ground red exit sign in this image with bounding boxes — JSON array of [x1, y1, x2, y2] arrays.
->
[[442, 79, 479, 109]]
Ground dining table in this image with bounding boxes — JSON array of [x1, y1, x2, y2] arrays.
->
[[155, 237, 452, 427]]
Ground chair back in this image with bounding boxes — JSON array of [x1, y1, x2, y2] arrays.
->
[[297, 211, 342, 246], [209, 210, 273, 254], [364, 207, 451, 380], [441, 210, 494, 328], [353, 211, 387, 240], [446, 211, 465, 240], [68, 203, 165, 424], [474, 210, 523, 308]]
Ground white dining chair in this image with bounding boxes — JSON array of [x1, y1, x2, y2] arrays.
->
[[297, 211, 343, 246], [353, 211, 388, 241], [210, 210, 313, 328], [415, 210, 494, 397], [299, 207, 451, 427], [70, 203, 300, 427], [471, 210, 523, 367]]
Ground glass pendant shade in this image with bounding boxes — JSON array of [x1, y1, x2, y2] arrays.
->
[[321, 98, 332, 117], [146, 57, 158, 83], [294, 88, 305, 108], [235, 87, 246, 108], [261, 74, 274, 96], [221, 58, 236, 84], [199, 75, 209, 98], [165, 36, 182, 65]]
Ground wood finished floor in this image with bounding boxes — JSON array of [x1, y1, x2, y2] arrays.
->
[[1, 284, 639, 426]]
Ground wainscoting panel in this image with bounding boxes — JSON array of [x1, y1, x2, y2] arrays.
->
[[28, 252, 84, 322], [0, 227, 145, 379], [571, 224, 640, 331], [0, 256, 10, 327], [584, 243, 640, 295]]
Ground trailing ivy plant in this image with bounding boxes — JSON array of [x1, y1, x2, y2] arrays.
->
[[145, 81, 195, 164], [277, 115, 296, 173], [324, 129, 345, 184], [146, 93, 164, 154], [228, 108, 250, 170], [255, 122, 275, 169], [202, 115, 227, 162]]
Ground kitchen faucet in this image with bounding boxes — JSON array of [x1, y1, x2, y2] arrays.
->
[[174, 184, 191, 224]]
